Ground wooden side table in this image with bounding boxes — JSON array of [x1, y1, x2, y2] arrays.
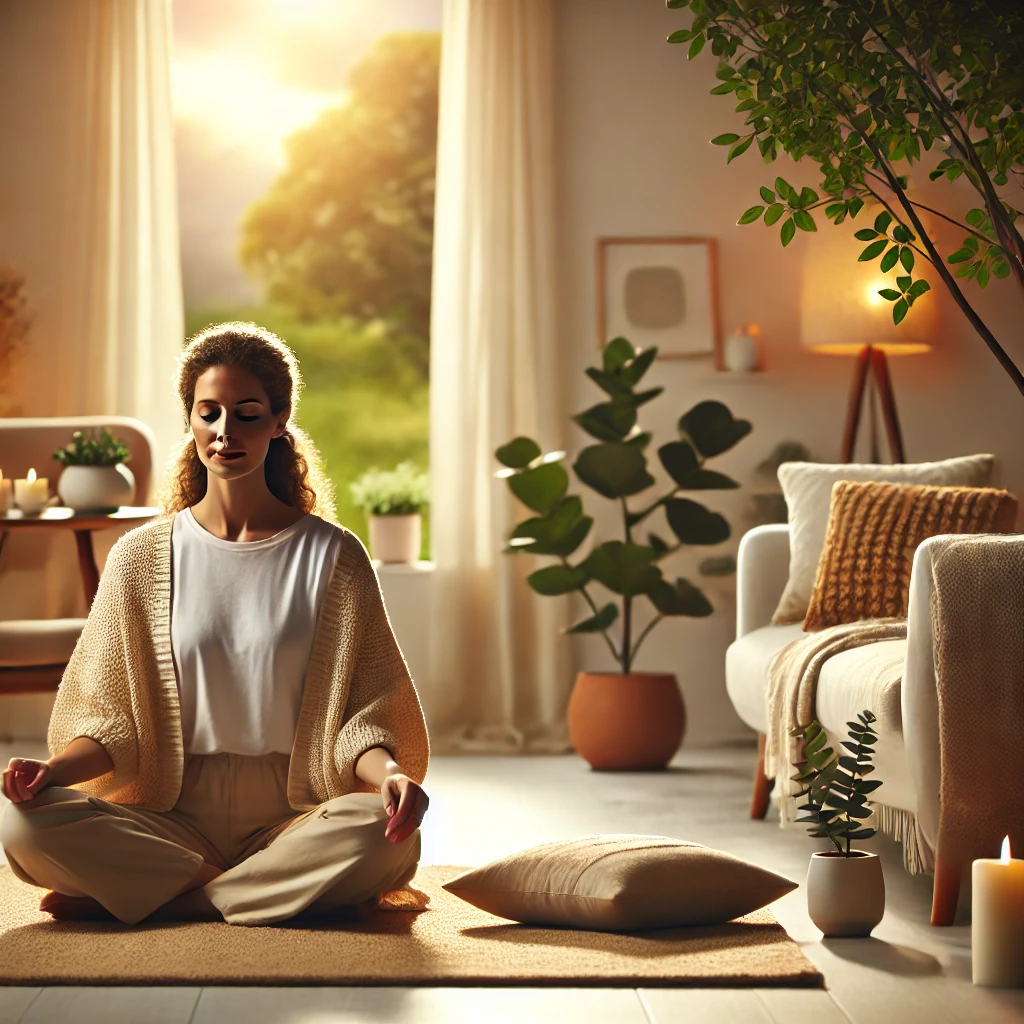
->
[[0, 506, 162, 607]]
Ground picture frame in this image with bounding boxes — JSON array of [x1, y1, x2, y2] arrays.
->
[[596, 236, 722, 368]]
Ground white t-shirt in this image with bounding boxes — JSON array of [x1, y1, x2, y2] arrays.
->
[[170, 506, 343, 756]]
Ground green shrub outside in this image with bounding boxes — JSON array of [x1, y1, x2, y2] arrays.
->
[[183, 305, 430, 559]]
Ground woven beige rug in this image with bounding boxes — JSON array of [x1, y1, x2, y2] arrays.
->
[[0, 864, 822, 987]]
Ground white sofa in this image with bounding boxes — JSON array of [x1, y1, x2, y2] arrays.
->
[[725, 523, 954, 922]]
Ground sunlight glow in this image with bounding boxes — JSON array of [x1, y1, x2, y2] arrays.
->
[[172, 52, 346, 149], [255, 0, 342, 23]]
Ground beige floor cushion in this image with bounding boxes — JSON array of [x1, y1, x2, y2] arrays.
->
[[442, 835, 798, 931]]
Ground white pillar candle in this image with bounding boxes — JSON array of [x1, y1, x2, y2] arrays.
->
[[14, 467, 48, 513], [973, 836, 1024, 987]]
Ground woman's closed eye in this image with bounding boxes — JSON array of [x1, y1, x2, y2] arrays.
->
[[200, 412, 260, 423]]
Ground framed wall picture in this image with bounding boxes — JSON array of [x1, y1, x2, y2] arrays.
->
[[596, 236, 722, 367]]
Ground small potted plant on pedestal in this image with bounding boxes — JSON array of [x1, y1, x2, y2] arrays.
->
[[53, 427, 135, 512], [791, 709, 886, 937], [350, 461, 429, 563], [494, 336, 753, 771]]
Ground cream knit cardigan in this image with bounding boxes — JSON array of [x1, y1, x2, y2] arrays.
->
[[47, 512, 430, 811]]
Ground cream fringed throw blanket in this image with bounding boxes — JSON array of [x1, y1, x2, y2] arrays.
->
[[764, 533, 1024, 876]]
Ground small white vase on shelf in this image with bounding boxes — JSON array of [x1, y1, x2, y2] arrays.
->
[[724, 325, 761, 372], [369, 513, 422, 563], [57, 463, 136, 512]]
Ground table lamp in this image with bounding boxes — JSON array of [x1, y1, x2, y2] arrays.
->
[[800, 207, 937, 463]]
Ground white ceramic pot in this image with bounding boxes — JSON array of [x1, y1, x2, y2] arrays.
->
[[57, 464, 136, 512], [368, 513, 422, 563], [806, 850, 885, 937], [724, 329, 760, 372]]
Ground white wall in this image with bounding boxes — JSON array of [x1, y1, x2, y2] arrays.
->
[[553, 0, 1024, 745]]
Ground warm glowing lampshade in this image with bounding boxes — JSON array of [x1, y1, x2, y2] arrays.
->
[[801, 204, 938, 357]]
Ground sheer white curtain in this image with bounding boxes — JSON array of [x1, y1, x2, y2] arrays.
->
[[427, 0, 574, 754], [0, 0, 183, 486]]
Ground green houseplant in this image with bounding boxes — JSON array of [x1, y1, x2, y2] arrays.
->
[[52, 427, 135, 512], [494, 336, 752, 769], [349, 461, 429, 563], [666, 0, 1024, 397], [791, 709, 886, 936]]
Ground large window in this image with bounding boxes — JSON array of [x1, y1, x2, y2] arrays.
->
[[172, 0, 441, 553]]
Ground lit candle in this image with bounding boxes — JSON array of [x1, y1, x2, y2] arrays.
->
[[14, 467, 48, 514], [973, 836, 1024, 987], [0, 469, 12, 514]]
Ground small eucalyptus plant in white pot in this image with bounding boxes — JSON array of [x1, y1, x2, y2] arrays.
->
[[791, 709, 886, 938], [349, 461, 429, 563], [53, 427, 135, 512]]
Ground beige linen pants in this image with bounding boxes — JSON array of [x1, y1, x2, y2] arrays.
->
[[1, 751, 421, 927]]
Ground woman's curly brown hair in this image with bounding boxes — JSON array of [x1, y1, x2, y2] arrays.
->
[[155, 321, 338, 522]]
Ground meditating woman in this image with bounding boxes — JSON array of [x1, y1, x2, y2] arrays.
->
[[0, 321, 431, 926]]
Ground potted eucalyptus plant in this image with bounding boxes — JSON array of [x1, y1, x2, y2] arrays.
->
[[52, 427, 135, 512], [349, 461, 429, 563], [791, 710, 886, 937], [494, 336, 752, 770]]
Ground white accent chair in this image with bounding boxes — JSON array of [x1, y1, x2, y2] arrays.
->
[[725, 523, 957, 923]]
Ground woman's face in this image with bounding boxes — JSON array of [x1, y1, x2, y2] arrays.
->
[[189, 364, 289, 481]]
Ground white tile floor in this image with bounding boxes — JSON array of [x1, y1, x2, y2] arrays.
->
[[2, 739, 1023, 1024]]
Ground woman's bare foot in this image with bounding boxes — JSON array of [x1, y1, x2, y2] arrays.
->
[[39, 891, 116, 921]]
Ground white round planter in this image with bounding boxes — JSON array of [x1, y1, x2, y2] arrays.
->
[[57, 464, 136, 512], [806, 850, 885, 937], [724, 328, 759, 372], [368, 513, 422, 563]]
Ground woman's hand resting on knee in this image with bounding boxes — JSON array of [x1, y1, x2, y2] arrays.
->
[[2, 759, 53, 803], [381, 773, 429, 844]]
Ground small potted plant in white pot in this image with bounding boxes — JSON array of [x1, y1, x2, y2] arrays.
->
[[53, 427, 135, 512], [791, 709, 886, 938], [349, 461, 429, 563]]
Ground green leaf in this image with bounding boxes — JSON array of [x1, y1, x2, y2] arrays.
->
[[647, 532, 670, 556], [585, 367, 633, 397], [699, 554, 736, 576], [581, 541, 661, 596], [759, 185, 775, 203], [892, 224, 912, 243], [908, 279, 931, 298], [878, 288, 901, 301], [711, 132, 740, 146], [509, 463, 569, 513], [602, 336, 635, 372], [565, 603, 619, 634], [727, 136, 753, 162], [797, 186, 818, 208], [678, 400, 752, 456], [873, 211, 892, 234], [900, 247, 915, 272], [677, 469, 740, 490], [853, 228, 878, 241], [879, 245, 899, 273], [764, 203, 785, 226], [526, 564, 589, 596], [793, 209, 817, 232], [620, 346, 658, 386], [687, 34, 706, 59], [859, 239, 888, 261], [664, 498, 731, 545], [774, 176, 791, 198], [896, 275, 912, 291], [573, 397, 637, 443], [947, 248, 973, 264], [738, 204, 766, 225], [780, 217, 796, 246], [966, 207, 986, 227], [573, 443, 655, 499], [496, 437, 542, 469], [657, 440, 700, 485], [667, 29, 692, 43], [648, 576, 713, 617]]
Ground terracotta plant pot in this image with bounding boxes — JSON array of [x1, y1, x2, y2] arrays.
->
[[806, 850, 885, 937], [567, 672, 685, 770], [368, 513, 422, 563]]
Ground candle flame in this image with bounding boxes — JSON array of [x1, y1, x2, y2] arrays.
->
[[1001, 836, 1012, 863], [26, 468, 36, 483]]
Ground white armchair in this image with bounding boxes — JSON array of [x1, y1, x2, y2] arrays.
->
[[725, 523, 960, 923]]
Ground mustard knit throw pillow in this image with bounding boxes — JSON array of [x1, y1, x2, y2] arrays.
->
[[803, 480, 1018, 631]]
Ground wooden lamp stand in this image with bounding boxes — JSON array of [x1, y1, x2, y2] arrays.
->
[[841, 344, 905, 464]]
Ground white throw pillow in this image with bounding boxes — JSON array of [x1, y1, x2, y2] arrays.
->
[[441, 834, 798, 931], [772, 454, 996, 624]]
